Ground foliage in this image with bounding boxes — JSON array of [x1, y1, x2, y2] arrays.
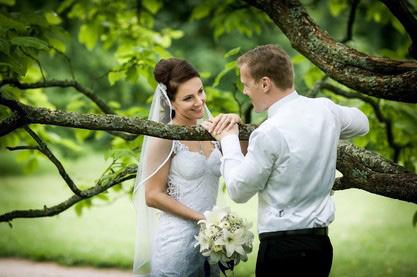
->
[[0, 0, 416, 219]]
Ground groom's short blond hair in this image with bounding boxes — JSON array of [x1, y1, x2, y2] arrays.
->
[[237, 44, 294, 90]]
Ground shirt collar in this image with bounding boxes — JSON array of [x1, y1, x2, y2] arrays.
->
[[267, 90, 299, 118]]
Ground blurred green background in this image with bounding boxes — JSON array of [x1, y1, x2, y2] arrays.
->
[[0, 152, 416, 276], [1, 0, 417, 276]]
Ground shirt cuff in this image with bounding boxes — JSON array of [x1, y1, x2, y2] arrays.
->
[[220, 134, 241, 158]]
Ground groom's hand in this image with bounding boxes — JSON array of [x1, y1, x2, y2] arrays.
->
[[202, 116, 239, 141]]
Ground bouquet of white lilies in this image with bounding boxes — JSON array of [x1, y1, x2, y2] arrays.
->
[[194, 206, 254, 273]]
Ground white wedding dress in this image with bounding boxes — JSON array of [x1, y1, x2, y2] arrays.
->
[[150, 140, 221, 277]]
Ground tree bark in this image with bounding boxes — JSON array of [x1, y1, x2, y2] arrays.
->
[[1, 100, 416, 206], [243, 0, 417, 103]]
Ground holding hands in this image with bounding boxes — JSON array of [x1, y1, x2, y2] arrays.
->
[[202, 113, 241, 141]]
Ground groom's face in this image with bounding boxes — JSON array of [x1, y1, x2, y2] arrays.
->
[[240, 64, 265, 112]]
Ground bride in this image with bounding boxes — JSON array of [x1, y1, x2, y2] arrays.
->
[[133, 58, 241, 276]]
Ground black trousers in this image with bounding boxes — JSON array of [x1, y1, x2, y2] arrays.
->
[[256, 232, 333, 277]]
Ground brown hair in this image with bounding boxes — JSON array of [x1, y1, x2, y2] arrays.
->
[[237, 44, 293, 90], [153, 58, 200, 101]]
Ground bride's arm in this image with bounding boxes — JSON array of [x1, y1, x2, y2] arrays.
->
[[145, 161, 204, 222], [144, 140, 204, 222]]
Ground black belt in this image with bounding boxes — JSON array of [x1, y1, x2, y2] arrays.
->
[[259, 227, 328, 241]]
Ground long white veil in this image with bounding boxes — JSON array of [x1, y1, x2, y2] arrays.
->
[[132, 83, 173, 276], [132, 83, 215, 276]]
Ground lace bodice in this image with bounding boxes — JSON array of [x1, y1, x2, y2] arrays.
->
[[166, 140, 221, 212]]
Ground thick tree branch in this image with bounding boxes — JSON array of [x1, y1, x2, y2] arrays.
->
[[0, 96, 255, 140], [336, 142, 417, 204], [0, 81, 136, 140], [2, 141, 415, 223], [0, 98, 416, 223], [244, 0, 417, 103], [0, 165, 137, 223], [379, 0, 417, 59], [0, 113, 26, 136]]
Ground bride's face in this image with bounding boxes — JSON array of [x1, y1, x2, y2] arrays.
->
[[172, 77, 206, 123]]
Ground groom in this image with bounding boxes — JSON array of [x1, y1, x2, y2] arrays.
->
[[204, 45, 369, 276]]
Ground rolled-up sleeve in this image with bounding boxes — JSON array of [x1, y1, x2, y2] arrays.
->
[[220, 130, 278, 203]]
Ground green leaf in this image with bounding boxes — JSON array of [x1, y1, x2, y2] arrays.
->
[[1, 55, 27, 76], [75, 129, 92, 143], [74, 202, 83, 216], [143, 0, 161, 14], [108, 70, 126, 86], [47, 37, 66, 53], [329, 0, 348, 17], [10, 36, 49, 50], [413, 210, 417, 227], [224, 47, 240, 59], [79, 24, 97, 50], [45, 11, 62, 25], [58, 0, 75, 13], [0, 38, 10, 55], [213, 61, 236, 88], [291, 54, 305, 64], [191, 4, 211, 20], [96, 193, 110, 201], [0, 0, 15, 6], [0, 13, 25, 32]]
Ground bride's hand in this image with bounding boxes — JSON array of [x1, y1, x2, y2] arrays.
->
[[208, 113, 241, 135]]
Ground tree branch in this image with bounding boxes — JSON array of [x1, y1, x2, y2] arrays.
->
[[341, 0, 360, 43], [0, 79, 115, 115], [243, 0, 417, 103], [0, 113, 26, 136], [379, 0, 417, 59], [21, 126, 86, 197], [0, 97, 416, 222], [0, 80, 137, 140], [0, 165, 137, 222], [336, 142, 417, 204], [0, 96, 255, 140], [2, 140, 415, 223]]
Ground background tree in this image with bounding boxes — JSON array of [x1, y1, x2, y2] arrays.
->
[[0, 0, 416, 228]]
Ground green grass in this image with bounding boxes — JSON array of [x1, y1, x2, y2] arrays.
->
[[0, 153, 416, 276]]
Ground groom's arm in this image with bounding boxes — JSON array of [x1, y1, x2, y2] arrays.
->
[[221, 130, 278, 203]]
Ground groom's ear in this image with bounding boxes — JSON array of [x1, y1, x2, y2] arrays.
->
[[261, 77, 271, 93]]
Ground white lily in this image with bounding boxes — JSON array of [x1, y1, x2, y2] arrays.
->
[[203, 206, 230, 226], [219, 228, 246, 257]]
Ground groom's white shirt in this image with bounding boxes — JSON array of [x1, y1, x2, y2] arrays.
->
[[220, 91, 369, 234]]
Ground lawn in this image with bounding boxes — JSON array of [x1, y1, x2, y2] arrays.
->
[[0, 152, 416, 276]]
